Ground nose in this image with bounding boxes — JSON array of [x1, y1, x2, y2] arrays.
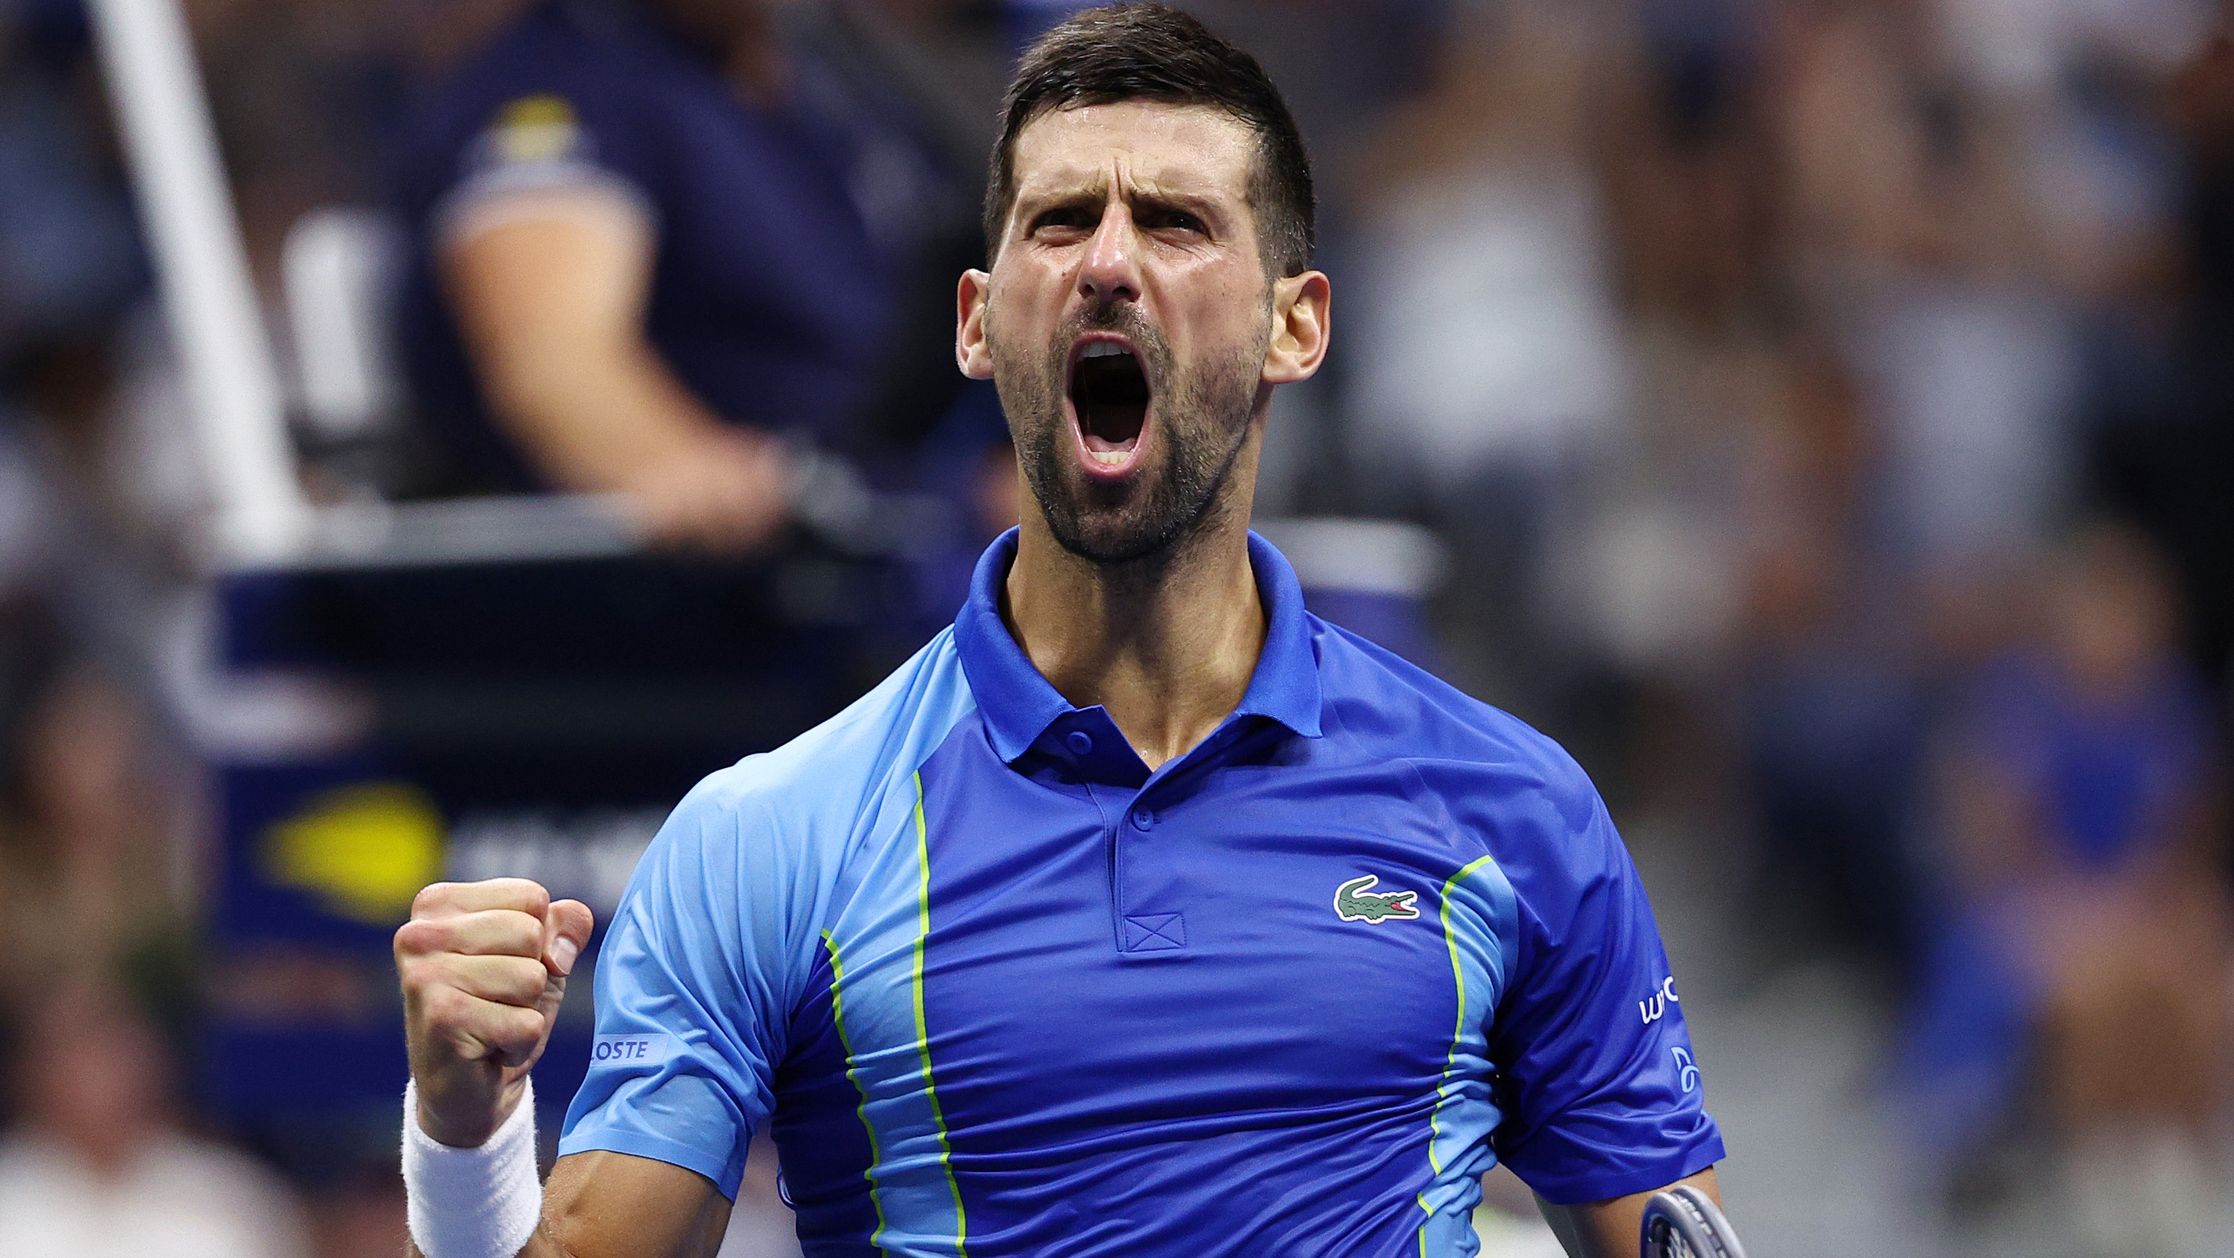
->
[[1077, 202, 1142, 307]]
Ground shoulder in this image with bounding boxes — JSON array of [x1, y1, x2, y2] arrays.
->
[[657, 630, 975, 860], [613, 632, 972, 940], [437, 5, 654, 101], [402, 5, 666, 168], [1311, 618, 1601, 834]]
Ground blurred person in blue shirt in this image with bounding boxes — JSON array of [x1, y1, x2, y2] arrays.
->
[[393, 0, 960, 550], [1902, 523, 2231, 1245]]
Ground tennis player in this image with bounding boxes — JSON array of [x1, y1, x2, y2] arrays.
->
[[394, 7, 1727, 1256]]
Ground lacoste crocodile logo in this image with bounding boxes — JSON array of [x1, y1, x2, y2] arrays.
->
[[1334, 874, 1419, 924]]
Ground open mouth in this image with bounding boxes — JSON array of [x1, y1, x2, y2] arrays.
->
[[1067, 336, 1151, 478]]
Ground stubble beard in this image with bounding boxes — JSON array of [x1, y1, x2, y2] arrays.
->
[[991, 303, 1267, 570]]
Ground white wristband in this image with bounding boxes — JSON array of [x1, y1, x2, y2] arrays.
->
[[403, 1077, 543, 1258]]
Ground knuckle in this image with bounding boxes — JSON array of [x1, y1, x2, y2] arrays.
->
[[503, 959, 550, 1003], [411, 882, 453, 916], [490, 877, 550, 915], [393, 917, 443, 957], [500, 913, 544, 957], [425, 986, 477, 1032], [492, 1010, 544, 1056], [447, 1026, 487, 1062], [466, 958, 540, 1006]]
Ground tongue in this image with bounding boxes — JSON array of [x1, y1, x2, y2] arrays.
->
[[1081, 406, 1143, 455]]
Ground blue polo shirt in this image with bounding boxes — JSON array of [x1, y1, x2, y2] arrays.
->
[[559, 530, 1724, 1256]]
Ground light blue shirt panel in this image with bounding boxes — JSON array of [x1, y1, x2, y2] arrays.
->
[[1416, 852, 1519, 1255], [557, 630, 977, 1198]]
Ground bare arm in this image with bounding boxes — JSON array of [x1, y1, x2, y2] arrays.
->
[[397, 878, 735, 1258], [1538, 1166, 1723, 1258], [405, 1150, 732, 1258], [440, 191, 790, 550]]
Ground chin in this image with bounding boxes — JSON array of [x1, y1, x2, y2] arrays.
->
[[1044, 511, 1169, 566], [1040, 484, 1223, 568]]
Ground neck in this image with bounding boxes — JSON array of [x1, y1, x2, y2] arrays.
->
[[1003, 509, 1265, 771]]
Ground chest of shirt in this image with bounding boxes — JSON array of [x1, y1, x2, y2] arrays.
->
[[805, 738, 1507, 1146]]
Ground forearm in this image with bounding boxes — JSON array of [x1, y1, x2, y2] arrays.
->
[[1540, 1166, 1723, 1258], [405, 1146, 733, 1258], [438, 203, 758, 496], [481, 336, 734, 493]]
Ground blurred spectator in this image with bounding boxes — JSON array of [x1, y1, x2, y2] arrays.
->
[[0, 977, 311, 1258], [0, 663, 199, 1021], [392, 0, 970, 551], [1729, 344, 1939, 987], [1773, 1, 2084, 574], [0, 4, 142, 375], [303, 1169, 409, 1258], [2109, 19, 2234, 696], [1339, 0, 1635, 706], [1903, 524, 2231, 1251]]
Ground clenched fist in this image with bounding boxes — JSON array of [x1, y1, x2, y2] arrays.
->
[[395, 878, 596, 1148]]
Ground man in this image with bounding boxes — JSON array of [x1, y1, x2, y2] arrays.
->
[[393, 7, 1727, 1256], [393, 0, 945, 549]]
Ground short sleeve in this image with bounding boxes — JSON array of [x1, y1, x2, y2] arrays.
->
[[1488, 788, 1725, 1204], [416, 30, 666, 246], [555, 774, 811, 1199]]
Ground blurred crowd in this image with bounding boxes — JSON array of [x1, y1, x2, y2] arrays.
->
[[1, 0, 2231, 1254]]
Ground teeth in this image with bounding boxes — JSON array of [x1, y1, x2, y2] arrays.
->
[[1079, 342, 1131, 359], [1089, 449, 1129, 465]]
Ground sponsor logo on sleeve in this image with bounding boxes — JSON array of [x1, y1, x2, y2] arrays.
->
[[589, 1033, 672, 1066], [1638, 975, 1680, 1025]]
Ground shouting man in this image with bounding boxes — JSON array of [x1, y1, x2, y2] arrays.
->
[[394, 7, 1728, 1257]]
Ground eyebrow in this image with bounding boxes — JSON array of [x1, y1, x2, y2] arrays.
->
[[1013, 181, 1229, 230]]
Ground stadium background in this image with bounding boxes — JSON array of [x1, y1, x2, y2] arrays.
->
[[2, 0, 2232, 1254]]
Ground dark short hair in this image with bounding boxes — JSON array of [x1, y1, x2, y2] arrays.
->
[[983, 3, 1315, 278]]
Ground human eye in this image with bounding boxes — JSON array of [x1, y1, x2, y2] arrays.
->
[[1141, 206, 1206, 236], [1029, 205, 1095, 237]]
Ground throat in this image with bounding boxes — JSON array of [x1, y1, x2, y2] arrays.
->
[[1003, 523, 1268, 766], [1070, 352, 1150, 454]]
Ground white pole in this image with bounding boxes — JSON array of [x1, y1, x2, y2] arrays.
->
[[86, 0, 310, 566]]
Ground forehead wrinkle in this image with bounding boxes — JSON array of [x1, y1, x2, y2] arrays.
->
[[1014, 160, 1236, 208], [1011, 103, 1255, 202]]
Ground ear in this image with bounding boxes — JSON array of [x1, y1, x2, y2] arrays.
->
[[956, 269, 995, 381], [1261, 269, 1330, 386]]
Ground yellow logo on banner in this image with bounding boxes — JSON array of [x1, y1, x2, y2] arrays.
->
[[263, 783, 443, 924]]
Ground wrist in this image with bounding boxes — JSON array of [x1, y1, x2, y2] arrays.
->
[[415, 1077, 528, 1149], [403, 1076, 543, 1258]]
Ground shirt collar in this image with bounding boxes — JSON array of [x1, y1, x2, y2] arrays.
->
[[954, 528, 1324, 764]]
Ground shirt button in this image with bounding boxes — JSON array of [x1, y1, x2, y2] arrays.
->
[[1131, 807, 1155, 830], [1065, 730, 1094, 756]]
